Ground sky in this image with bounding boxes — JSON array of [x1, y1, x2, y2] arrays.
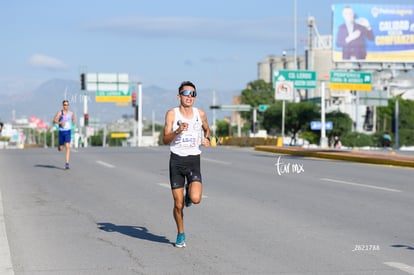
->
[[1, 0, 413, 99]]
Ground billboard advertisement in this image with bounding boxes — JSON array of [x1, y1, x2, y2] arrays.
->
[[332, 4, 414, 62]]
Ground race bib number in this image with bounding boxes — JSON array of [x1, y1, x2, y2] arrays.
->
[[179, 133, 198, 147]]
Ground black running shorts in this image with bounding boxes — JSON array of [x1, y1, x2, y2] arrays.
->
[[169, 153, 202, 189]]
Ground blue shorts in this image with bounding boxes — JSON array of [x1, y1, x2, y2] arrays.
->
[[59, 130, 71, 146]]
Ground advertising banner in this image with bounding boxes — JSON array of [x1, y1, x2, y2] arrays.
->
[[332, 4, 414, 62]]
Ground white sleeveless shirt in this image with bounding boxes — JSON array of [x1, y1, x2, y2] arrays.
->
[[170, 107, 203, 156]]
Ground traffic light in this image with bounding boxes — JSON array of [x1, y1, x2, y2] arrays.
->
[[131, 92, 137, 107], [135, 106, 139, 121], [80, 73, 86, 90], [84, 113, 89, 127], [250, 121, 259, 134]]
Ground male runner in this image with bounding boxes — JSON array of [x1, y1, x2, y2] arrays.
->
[[163, 81, 211, 248], [53, 100, 75, 169]]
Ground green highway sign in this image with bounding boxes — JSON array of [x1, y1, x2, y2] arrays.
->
[[95, 88, 131, 103], [258, 104, 269, 112], [273, 70, 317, 89], [96, 90, 131, 96], [329, 71, 372, 91]]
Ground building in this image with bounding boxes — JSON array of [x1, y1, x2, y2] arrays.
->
[[258, 28, 414, 134]]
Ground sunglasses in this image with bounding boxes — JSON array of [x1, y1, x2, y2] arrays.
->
[[179, 90, 197, 97]]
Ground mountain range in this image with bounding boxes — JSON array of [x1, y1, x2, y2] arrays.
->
[[0, 79, 241, 125]]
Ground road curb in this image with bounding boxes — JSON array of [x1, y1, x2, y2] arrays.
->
[[0, 189, 14, 275], [255, 146, 414, 168]]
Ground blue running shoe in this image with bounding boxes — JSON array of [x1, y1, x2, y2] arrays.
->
[[175, 233, 186, 248], [185, 185, 192, 207]]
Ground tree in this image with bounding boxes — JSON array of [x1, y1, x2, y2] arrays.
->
[[215, 119, 231, 137], [90, 130, 103, 146], [342, 132, 374, 147], [376, 97, 414, 146], [376, 100, 394, 133], [241, 79, 274, 106], [397, 98, 414, 146], [237, 79, 276, 135], [240, 79, 275, 123], [326, 111, 353, 138], [262, 101, 319, 138]]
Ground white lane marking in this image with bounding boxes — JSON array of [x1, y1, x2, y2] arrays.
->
[[158, 183, 171, 189], [96, 160, 116, 168], [157, 183, 208, 198], [0, 189, 15, 275], [202, 158, 231, 165], [384, 262, 414, 274], [320, 178, 402, 193]]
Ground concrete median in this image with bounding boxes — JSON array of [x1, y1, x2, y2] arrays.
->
[[255, 146, 414, 168]]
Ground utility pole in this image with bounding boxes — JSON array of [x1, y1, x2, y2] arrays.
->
[[281, 54, 287, 138], [320, 81, 328, 148], [293, 0, 297, 71], [212, 90, 216, 138], [395, 97, 399, 150], [138, 82, 143, 147], [131, 90, 138, 147], [80, 69, 88, 147]]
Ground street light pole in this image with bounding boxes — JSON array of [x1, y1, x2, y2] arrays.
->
[[320, 81, 328, 148], [212, 90, 216, 138], [281, 55, 287, 138], [294, 0, 297, 71], [138, 82, 143, 147], [395, 97, 399, 150]]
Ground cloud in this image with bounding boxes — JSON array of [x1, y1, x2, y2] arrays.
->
[[29, 54, 68, 70], [86, 16, 289, 43]]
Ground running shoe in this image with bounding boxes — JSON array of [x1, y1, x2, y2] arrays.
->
[[175, 233, 186, 248], [65, 163, 70, 170], [184, 185, 192, 207]]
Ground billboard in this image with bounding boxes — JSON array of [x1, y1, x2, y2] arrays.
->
[[332, 4, 414, 62]]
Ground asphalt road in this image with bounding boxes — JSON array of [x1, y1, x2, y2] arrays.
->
[[0, 146, 413, 274]]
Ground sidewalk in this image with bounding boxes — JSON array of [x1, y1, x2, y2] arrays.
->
[[255, 146, 414, 168]]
